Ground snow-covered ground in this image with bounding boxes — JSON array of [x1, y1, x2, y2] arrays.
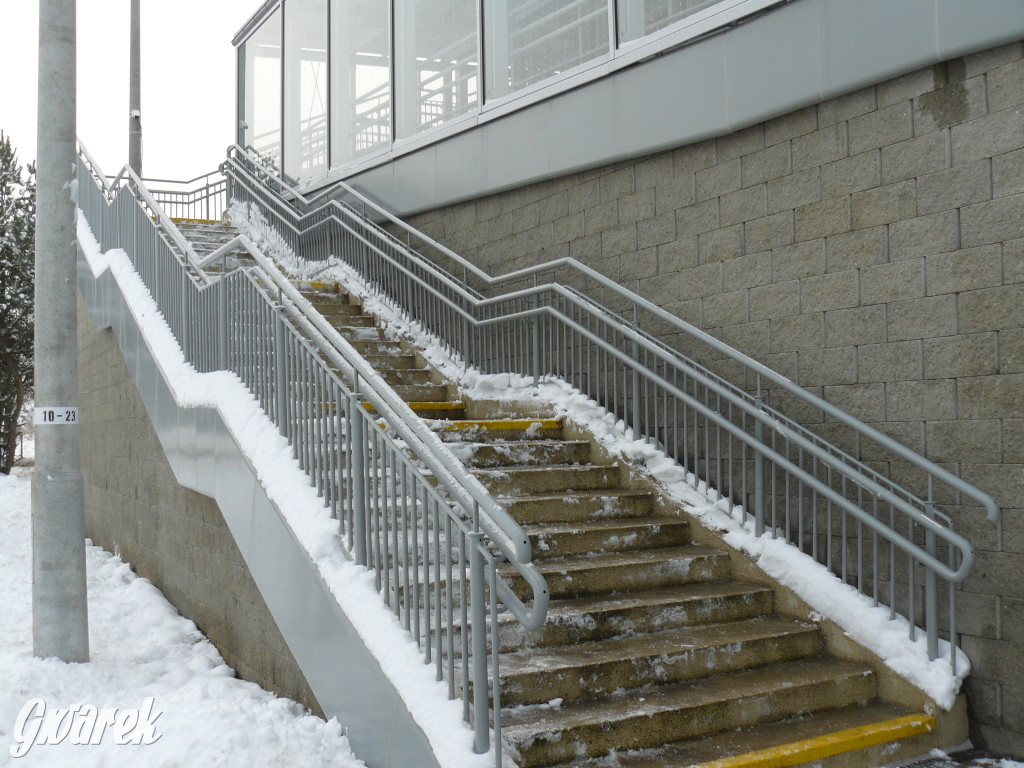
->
[[0, 470, 364, 767]]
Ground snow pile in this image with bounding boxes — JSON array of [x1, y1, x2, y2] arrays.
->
[[77, 212, 494, 768], [243, 217, 972, 713], [0, 472, 362, 768]]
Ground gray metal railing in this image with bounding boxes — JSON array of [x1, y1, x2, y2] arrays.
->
[[145, 170, 227, 221], [78, 143, 549, 766], [224, 143, 1002, 673]]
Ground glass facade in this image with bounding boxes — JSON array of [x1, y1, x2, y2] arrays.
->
[[616, 0, 722, 44], [241, 8, 282, 172], [284, 0, 329, 183], [237, 0, 738, 183], [395, 0, 479, 138], [486, 0, 609, 100], [330, 0, 391, 166]]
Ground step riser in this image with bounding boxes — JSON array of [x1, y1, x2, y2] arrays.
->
[[514, 553, 731, 600], [507, 493, 653, 524], [381, 369, 435, 386], [393, 384, 451, 402], [529, 521, 692, 559], [510, 672, 877, 768], [461, 442, 591, 468], [437, 426, 564, 442], [476, 467, 619, 496], [500, 630, 822, 706], [448, 589, 775, 655], [362, 354, 419, 370], [309, 301, 363, 316]]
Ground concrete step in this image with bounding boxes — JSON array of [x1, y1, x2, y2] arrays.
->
[[501, 545, 732, 600], [458, 582, 775, 654], [554, 703, 924, 768], [365, 401, 467, 420], [361, 353, 420, 370], [456, 439, 591, 468], [473, 464, 620, 495], [523, 517, 692, 559], [347, 338, 404, 356], [498, 616, 822, 706], [379, 367, 435, 387], [504, 488, 654, 523], [335, 325, 387, 343], [391, 383, 452, 402], [432, 419, 564, 442], [307, 296, 364, 316], [326, 313, 378, 328], [502, 657, 877, 768]]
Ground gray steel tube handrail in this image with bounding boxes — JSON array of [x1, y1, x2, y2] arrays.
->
[[226, 145, 1000, 525], [231, 187, 974, 573], [79, 145, 548, 630]]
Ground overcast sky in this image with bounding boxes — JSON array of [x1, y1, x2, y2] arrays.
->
[[0, 0, 265, 181]]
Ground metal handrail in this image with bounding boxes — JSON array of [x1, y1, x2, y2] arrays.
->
[[77, 143, 547, 765], [225, 143, 1001, 672]]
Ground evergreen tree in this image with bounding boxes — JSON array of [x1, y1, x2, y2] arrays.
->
[[0, 133, 35, 473]]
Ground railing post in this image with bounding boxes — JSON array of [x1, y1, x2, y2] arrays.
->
[[631, 335, 641, 441], [468, 532, 490, 756], [180, 268, 191, 363], [273, 307, 288, 433], [350, 392, 368, 567], [218, 269, 229, 370], [925, 501, 939, 661], [754, 395, 765, 537], [532, 317, 540, 385]]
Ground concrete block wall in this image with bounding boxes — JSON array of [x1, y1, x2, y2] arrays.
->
[[403, 43, 1024, 754], [76, 296, 323, 717]]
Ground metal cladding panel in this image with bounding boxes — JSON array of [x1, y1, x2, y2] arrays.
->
[[485, 102, 552, 192], [302, 573, 438, 768], [936, 0, 1024, 60], [617, 34, 729, 154], [176, 407, 198, 492], [818, 0, 938, 95], [723, 1, 823, 129], [77, 241, 443, 768], [543, 85, 617, 174], [196, 408, 218, 493], [389, 147, 438, 216], [436, 128, 487, 204]]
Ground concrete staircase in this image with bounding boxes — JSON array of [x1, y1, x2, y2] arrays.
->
[[178, 221, 958, 768]]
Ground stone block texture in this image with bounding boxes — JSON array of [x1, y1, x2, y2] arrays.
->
[[404, 43, 1024, 755], [77, 297, 322, 717]]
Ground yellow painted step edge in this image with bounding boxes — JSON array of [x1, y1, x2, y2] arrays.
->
[[433, 418, 563, 431], [692, 713, 936, 768]]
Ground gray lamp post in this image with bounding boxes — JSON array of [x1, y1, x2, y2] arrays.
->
[[32, 0, 90, 663], [129, 0, 142, 177]]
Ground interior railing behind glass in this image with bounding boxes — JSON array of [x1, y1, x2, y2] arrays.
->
[[78, 144, 548, 768], [224, 144, 1002, 674]]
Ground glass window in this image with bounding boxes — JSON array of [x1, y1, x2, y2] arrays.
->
[[284, 0, 329, 182], [395, 0, 480, 139], [486, 0, 610, 100], [331, 0, 391, 167], [242, 8, 283, 173], [616, 0, 722, 45]]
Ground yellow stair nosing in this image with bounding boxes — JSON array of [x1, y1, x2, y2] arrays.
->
[[692, 714, 936, 768]]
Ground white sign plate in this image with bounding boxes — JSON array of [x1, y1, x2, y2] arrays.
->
[[34, 407, 79, 425]]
